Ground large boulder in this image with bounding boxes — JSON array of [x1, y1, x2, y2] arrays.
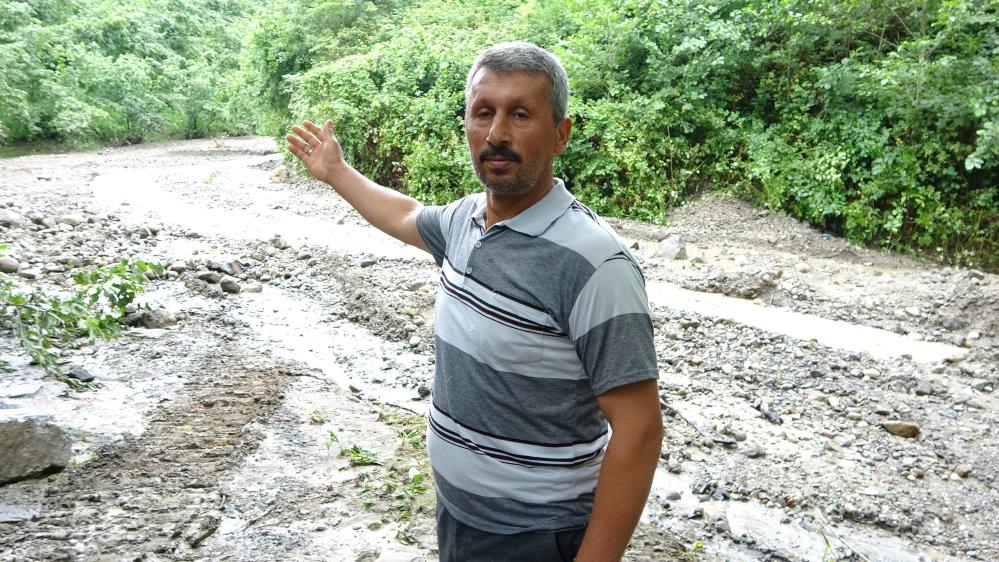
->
[[0, 418, 73, 485]]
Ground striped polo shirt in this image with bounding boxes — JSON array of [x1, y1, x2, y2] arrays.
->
[[416, 179, 658, 534]]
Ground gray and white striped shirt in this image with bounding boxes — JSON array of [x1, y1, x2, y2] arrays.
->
[[417, 179, 658, 534]]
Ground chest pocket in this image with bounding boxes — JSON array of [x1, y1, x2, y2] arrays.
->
[[477, 290, 545, 365]]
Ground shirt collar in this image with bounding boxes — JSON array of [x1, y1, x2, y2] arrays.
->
[[469, 178, 574, 237]]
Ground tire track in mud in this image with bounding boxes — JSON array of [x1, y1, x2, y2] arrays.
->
[[1, 358, 295, 561]]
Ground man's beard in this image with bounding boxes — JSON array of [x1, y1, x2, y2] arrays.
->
[[471, 145, 544, 195]]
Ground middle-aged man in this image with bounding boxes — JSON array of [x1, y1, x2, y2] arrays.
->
[[287, 41, 663, 562]]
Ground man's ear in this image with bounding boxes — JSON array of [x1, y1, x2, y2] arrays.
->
[[554, 117, 572, 156]]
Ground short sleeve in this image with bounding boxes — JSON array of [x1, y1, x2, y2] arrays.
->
[[417, 205, 448, 266], [569, 256, 658, 396]]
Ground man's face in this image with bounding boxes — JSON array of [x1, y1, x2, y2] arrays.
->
[[465, 69, 570, 196]]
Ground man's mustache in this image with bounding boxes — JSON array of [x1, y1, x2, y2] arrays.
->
[[479, 145, 522, 162]]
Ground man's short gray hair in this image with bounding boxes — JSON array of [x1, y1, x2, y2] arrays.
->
[[465, 41, 570, 123]]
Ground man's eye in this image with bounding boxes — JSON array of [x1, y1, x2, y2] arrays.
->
[[514, 112, 528, 119]]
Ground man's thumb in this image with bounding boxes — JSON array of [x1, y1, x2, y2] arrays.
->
[[324, 120, 333, 137]]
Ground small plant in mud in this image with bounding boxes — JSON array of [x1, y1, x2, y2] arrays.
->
[[325, 431, 381, 466], [309, 409, 331, 424], [0, 247, 162, 390]]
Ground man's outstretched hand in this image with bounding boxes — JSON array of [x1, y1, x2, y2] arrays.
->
[[286, 119, 345, 184]]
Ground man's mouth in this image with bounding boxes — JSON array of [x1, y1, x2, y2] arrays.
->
[[480, 147, 521, 165]]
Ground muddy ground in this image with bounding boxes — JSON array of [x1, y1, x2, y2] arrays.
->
[[0, 137, 996, 561]]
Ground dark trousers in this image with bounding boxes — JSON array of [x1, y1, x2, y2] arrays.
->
[[436, 504, 586, 562]]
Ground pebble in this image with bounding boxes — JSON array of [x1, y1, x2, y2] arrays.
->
[[196, 271, 221, 284], [739, 444, 765, 458], [242, 282, 263, 293], [954, 465, 973, 478], [66, 365, 95, 383], [914, 382, 934, 396], [970, 379, 993, 393], [408, 336, 421, 348], [665, 490, 682, 501], [18, 269, 40, 280], [882, 421, 920, 439], [658, 234, 686, 260], [219, 276, 241, 294], [359, 254, 378, 268], [57, 214, 86, 227], [0, 256, 19, 273]]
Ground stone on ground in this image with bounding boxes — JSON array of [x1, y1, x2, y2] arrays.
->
[[0, 419, 73, 485]]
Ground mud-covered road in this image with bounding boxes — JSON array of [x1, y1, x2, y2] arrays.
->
[[1, 137, 996, 561]]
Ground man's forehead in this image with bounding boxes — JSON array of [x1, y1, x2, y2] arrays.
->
[[467, 67, 552, 97]]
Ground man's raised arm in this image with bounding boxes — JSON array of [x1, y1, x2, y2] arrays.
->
[[286, 119, 427, 251]]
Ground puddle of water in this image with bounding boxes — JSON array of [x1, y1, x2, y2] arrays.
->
[[647, 281, 967, 364], [648, 468, 963, 562], [90, 165, 426, 261]]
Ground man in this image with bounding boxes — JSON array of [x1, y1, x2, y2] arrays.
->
[[287, 42, 662, 562]]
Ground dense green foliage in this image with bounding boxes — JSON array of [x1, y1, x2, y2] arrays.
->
[[246, 0, 997, 269], [3, 0, 997, 268], [0, 247, 161, 389], [0, 0, 257, 144]]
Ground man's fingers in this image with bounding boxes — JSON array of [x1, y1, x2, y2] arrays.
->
[[303, 120, 324, 139], [290, 124, 319, 148], [285, 134, 312, 155]]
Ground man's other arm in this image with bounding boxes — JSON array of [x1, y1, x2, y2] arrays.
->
[[575, 379, 663, 561], [286, 119, 427, 251]]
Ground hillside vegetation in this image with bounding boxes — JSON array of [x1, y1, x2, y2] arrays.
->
[[2, 0, 997, 269]]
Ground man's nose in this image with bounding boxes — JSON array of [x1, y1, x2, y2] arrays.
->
[[486, 115, 511, 145]]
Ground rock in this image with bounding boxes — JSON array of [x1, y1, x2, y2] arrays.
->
[[219, 276, 241, 294], [359, 254, 378, 268], [0, 209, 26, 228], [0, 383, 42, 398], [882, 421, 920, 439], [168, 261, 189, 273], [794, 262, 811, 273], [667, 460, 682, 473], [967, 270, 985, 281], [408, 336, 422, 348], [665, 490, 682, 501], [271, 235, 290, 250], [658, 234, 687, 260], [219, 260, 242, 276], [418, 385, 431, 398], [57, 214, 86, 227], [954, 464, 973, 478], [914, 382, 934, 396], [406, 279, 431, 291], [196, 270, 222, 284], [66, 365, 95, 383], [970, 379, 993, 393], [242, 282, 263, 293], [0, 256, 19, 273], [270, 165, 290, 181], [0, 419, 73, 485], [138, 308, 176, 329], [940, 316, 966, 330], [739, 444, 765, 458], [0, 505, 39, 523], [18, 269, 40, 280]]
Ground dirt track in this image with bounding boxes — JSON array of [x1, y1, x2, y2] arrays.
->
[[1, 137, 996, 561]]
